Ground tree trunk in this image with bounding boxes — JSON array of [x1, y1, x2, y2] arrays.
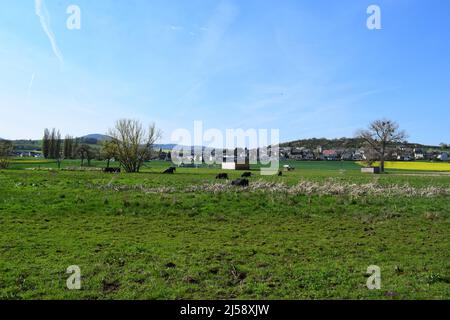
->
[[380, 143, 386, 173]]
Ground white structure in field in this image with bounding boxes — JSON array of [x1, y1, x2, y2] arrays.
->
[[222, 162, 250, 170], [221, 149, 250, 171], [361, 167, 381, 174], [438, 152, 449, 161], [222, 156, 250, 170]]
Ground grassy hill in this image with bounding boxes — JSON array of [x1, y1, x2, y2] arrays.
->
[[11, 140, 42, 152]]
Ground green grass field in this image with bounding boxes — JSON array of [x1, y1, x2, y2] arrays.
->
[[0, 160, 449, 299]]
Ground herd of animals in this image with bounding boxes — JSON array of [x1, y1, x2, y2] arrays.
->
[[161, 167, 259, 187], [103, 166, 286, 187]]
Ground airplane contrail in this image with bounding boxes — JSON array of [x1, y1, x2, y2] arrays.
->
[[35, 0, 64, 66], [27, 73, 36, 96]]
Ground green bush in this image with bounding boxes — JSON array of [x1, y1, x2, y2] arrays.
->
[[0, 158, 10, 169]]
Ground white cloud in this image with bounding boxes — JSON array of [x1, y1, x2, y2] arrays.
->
[[35, 0, 64, 67], [168, 25, 183, 31]]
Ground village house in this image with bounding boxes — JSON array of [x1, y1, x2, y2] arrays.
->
[[414, 148, 425, 160], [340, 151, 354, 161], [14, 151, 42, 158], [353, 149, 365, 161], [322, 149, 338, 161]]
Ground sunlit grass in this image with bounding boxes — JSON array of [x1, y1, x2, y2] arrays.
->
[[1, 161, 449, 299]]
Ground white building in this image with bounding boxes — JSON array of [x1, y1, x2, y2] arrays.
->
[[222, 156, 250, 170], [438, 152, 449, 161]]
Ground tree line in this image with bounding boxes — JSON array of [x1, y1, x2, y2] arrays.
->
[[42, 128, 62, 159], [42, 129, 98, 166], [40, 119, 161, 171]]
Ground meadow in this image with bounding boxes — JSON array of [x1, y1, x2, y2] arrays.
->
[[0, 160, 449, 299]]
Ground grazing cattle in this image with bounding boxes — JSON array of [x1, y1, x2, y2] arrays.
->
[[163, 167, 176, 174], [216, 173, 229, 180], [103, 167, 121, 173], [241, 172, 252, 178], [231, 178, 249, 187], [278, 170, 283, 176]]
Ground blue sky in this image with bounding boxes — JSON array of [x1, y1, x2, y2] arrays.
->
[[0, 0, 449, 145]]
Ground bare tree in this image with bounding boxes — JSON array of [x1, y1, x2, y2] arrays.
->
[[108, 119, 161, 173], [356, 119, 407, 172]]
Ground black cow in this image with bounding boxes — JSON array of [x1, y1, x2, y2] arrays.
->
[[241, 172, 252, 178], [231, 178, 249, 187], [103, 167, 121, 173], [216, 173, 229, 180], [163, 167, 176, 174]]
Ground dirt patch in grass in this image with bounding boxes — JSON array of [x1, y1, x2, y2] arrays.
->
[[102, 280, 120, 293]]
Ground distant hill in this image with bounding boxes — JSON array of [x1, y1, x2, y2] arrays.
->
[[154, 144, 177, 150], [80, 134, 112, 144], [281, 137, 440, 150], [79, 135, 177, 150], [281, 138, 366, 150], [10, 141, 41, 152]]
